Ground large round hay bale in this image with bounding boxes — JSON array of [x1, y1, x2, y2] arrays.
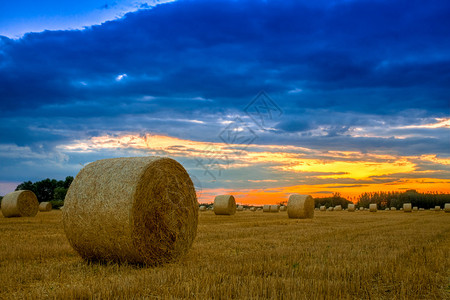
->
[[287, 194, 314, 219], [214, 195, 236, 215], [1, 190, 39, 218], [320, 206, 326, 211], [403, 203, 412, 212], [263, 205, 270, 212], [348, 204, 355, 212], [369, 204, 377, 212], [270, 205, 279, 212], [62, 156, 198, 265], [39, 202, 52, 212], [445, 203, 450, 213]]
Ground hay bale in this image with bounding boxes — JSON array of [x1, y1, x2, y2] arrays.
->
[[263, 205, 270, 212], [400, 208, 403, 211], [237, 205, 244, 212], [320, 205, 326, 211], [1, 190, 39, 218], [412, 206, 418, 212], [444, 203, 450, 213], [199, 205, 206, 211], [39, 202, 52, 212], [348, 204, 355, 212], [385, 208, 389, 211], [419, 208, 424, 211], [390, 207, 397, 211], [257, 208, 262, 211], [403, 203, 412, 212], [250, 207, 256, 212], [280, 206, 287, 211], [214, 195, 236, 215], [62, 156, 198, 265], [287, 194, 314, 219], [327, 207, 334, 211], [369, 204, 377, 212], [334, 205, 342, 211], [270, 205, 279, 212], [434, 205, 441, 211]]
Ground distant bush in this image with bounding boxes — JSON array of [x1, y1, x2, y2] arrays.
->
[[357, 190, 450, 209], [314, 192, 352, 208]]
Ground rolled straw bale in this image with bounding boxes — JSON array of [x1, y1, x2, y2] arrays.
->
[[257, 208, 262, 211], [434, 205, 441, 211], [390, 207, 397, 211], [369, 204, 377, 212], [237, 205, 244, 212], [199, 205, 206, 211], [444, 203, 450, 213], [412, 206, 418, 212], [250, 207, 256, 212], [430, 208, 434, 211], [419, 208, 424, 211], [263, 205, 270, 212], [314, 208, 319, 211], [334, 205, 342, 211], [214, 195, 236, 215], [39, 202, 52, 212], [62, 156, 198, 265], [385, 208, 389, 211], [270, 205, 279, 212], [403, 203, 412, 212], [280, 206, 287, 211], [1, 190, 39, 218], [400, 208, 403, 211], [348, 204, 355, 212], [287, 194, 314, 219], [320, 206, 326, 211], [327, 207, 334, 211]]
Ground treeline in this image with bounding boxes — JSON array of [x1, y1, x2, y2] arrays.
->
[[356, 190, 450, 209], [14, 177, 74, 208], [314, 192, 352, 208]]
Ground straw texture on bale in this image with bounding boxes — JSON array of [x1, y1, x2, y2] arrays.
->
[[445, 203, 450, 213], [1, 190, 39, 218], [320, 206, 326, 211], [348, 204, 355, 212], [39, 202, 52, 212], [369, 204, 377, 212], [263, 205, 270, 212], [213, 195, 236, 215], [62, 156, 198, 265], [287, 194, 314, 219], [434, 206, 441, 211], [403, 203, 412, 212], [270, 205, 279, 212]]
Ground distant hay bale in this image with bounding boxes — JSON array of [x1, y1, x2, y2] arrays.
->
[[287, 194, 314, 219], [214, 195, 236, 215], [270, 205, 279, 212], [403, 203, 412, 212], [348, 204, 355, 212], [39, 202, 52, 212], [280, 206, 287, 211], [327, 207, 334, 211], [419, 208, 424, 211], [430, 208, 434, 211], [434, 205, 441, 211], [334, 205, 342, 211], [444, 203, 450, 213], [1, 190, 39, 218], [199, 205, 206, 211], [400, 208, 403, 211], [385, 208, 389, 211], [320, 206, 326, 211], [263, 205, 270, 212], [412, 206, 418, 212], [257, 208, 262, 211], [359, 207, 364, 211], [250, 207, 256, 212], [390, 207, 397, 211], [237, 205, 244, 212], [369, 204, 377, 212], [62, 156, 198, 265]]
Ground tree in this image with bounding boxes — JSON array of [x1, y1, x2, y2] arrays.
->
[[53, 187, 68, 202]]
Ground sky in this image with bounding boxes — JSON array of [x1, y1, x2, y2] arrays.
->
[[0, 0, 449, 204]]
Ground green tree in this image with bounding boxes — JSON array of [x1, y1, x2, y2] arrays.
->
[[53, 187, 68, 202]]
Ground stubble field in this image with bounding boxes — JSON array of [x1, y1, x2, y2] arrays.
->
[[0, 209, 449, 299]]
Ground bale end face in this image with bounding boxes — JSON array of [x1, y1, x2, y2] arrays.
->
[[287, 194, 314, 219], [369, 204, 377, 212], [213, 195, 236, 215], [445, 203, 450, 213], [39, 202, 52, 212], [1, 190, 39, 218], [348, 204, 355, 212]]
